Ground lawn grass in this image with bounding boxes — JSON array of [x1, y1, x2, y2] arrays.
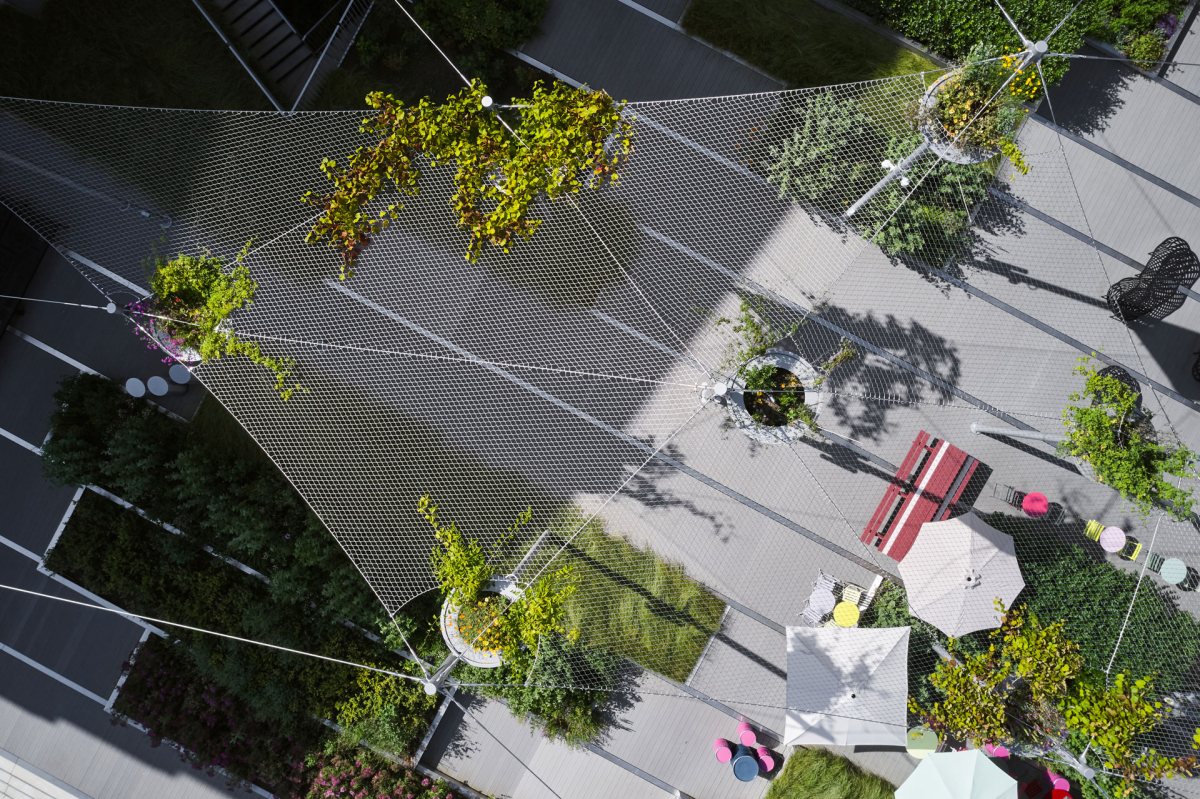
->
[[0, 0, 270, 109], [682, 0, 938, 88], [546, 508, 727, 683], [764, 747, 896, 799]]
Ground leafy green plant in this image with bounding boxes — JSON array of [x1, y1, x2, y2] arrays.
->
[[305, 79, 632, 275], [417, 0, 547, 51], [144, 248, 301, 399], [765, 90, 882, 216], [1060, 359, 1196, 519], [1064, 672, 1196, 793], [461, 633, 621, 747], [333, 663, 437, 755], [422, 493, 493, 604]]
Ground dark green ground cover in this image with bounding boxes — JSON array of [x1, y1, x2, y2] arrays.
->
[[682, 0, 937, 88]]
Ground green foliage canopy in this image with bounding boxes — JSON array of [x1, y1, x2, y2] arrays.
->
[[305, 79, 633, 275]]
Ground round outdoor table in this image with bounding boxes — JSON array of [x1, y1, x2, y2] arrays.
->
[[731, 745, 759, 782], [906, 727, 938, 760], [1022, 492, 1049, 517], [809, 589, 836, 616], [125, 377, 145, 398], [833, 601, 860, 627], [169, 364, 191, 385], [1099, 526, 1127, 554], [1161, 558, 1189, 585]]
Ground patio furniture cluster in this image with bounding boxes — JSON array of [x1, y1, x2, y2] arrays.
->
[[712, 723, 775, 781], [1084, 519, 1199, 589], [861, 430, 989, 562], [994, 484, 1066, 524], [798, 570, 872, 627]]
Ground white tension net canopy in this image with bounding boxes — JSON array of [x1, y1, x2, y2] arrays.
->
[[5, 47, 1200, 779]]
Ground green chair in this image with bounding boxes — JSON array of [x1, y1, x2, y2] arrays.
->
[[1147, 552, 1165, 573]]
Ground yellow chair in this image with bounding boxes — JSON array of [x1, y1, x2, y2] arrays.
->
[[1121, 538, 1142, 561], [841, 584, 865, 608], [1084, 520, 1103, 541]]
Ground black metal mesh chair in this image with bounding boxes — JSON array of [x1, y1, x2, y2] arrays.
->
[[1107, 237, 1200, 322]]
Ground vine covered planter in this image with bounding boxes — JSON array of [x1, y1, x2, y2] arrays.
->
[[439, 577, 522, 669], [133, 312, 204, 364], [727, 349, 822, 445], [917, 71, 999, 166]]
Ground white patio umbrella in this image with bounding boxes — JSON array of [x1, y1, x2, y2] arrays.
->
[[895, 750, 1017, 799], [783, 625, 909, 746], [899, 512, 1026, 638]]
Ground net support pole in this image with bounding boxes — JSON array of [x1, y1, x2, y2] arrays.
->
[[970, 421, 1065, 443], [845, 140, 931, 218]]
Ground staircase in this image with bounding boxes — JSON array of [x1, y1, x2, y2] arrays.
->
[[209, 0, 373, 112], [211, 0, 315, 109]]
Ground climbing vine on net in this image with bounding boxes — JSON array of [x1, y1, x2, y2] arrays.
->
[[303, 79, 635, 277]]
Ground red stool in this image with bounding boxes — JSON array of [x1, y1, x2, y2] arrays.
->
[[1023, 492, 1049, 518], [756, 746, 775, 771], [713, 738, 733, 763], [737, 721, 756, 746]]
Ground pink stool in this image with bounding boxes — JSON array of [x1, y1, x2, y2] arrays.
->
[[1052, 777, 1070, 791], [737, 721, 756, 746], [756, 746, 775, 772], [1022, 492, 1049, 518], [713, 738, 733, 763]]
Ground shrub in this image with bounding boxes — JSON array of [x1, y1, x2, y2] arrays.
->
[[304, 751, 449, 799], [334, 667, 438, 756], [994, 512, 1200, 691], [46, 490, 432, 736], [1126, 29, 1168, 67], [42, 375, 383, 630], [764, 90, 882, 217], [460, 633, 622, 747], [839, 0, 1108, 83], [1059, 361, 1196, 520], [417, 0, 547, 51], [857, 132, 991, 260], [112, 635, 320, 798], [764, 747, 895, 799]]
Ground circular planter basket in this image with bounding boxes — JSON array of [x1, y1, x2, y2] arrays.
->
[[143, 317, 203, 364], [917, 72, 999, 166], [727, 350, 822, 445], [438, 577, 519, 669]]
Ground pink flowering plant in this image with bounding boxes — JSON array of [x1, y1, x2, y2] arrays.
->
[[304, 750, 451, 799], [111, 636, 322, 797]]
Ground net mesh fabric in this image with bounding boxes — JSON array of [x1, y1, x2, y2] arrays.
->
[[4, 70, 1200, 778]]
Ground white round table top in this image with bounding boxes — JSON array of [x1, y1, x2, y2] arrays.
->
[[1161, 558, 1188, 585], [169, 364, 191, 384], [147, 376, 169, 396], [809, 589, 836, 615], [1099, 526, 1127, 553], [125, 378, 145, 398]]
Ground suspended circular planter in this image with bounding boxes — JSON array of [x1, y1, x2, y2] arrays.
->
[[726, 349, 822, 445], [917, 72, 1000, 166], [438, 577, 520, 669], [137, 315, 204, 364]]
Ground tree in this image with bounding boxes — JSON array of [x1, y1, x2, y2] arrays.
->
[[914, 605, 1198, 796], [1060, 359, 1196, 519]]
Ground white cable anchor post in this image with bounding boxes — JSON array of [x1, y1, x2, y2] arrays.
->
[[844, 142, 931, 218]]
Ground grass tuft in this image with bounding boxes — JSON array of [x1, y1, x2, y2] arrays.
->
[[545, 508, 726, 683], [764, 747, 896, 799], [682, 0, 937, 87]]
